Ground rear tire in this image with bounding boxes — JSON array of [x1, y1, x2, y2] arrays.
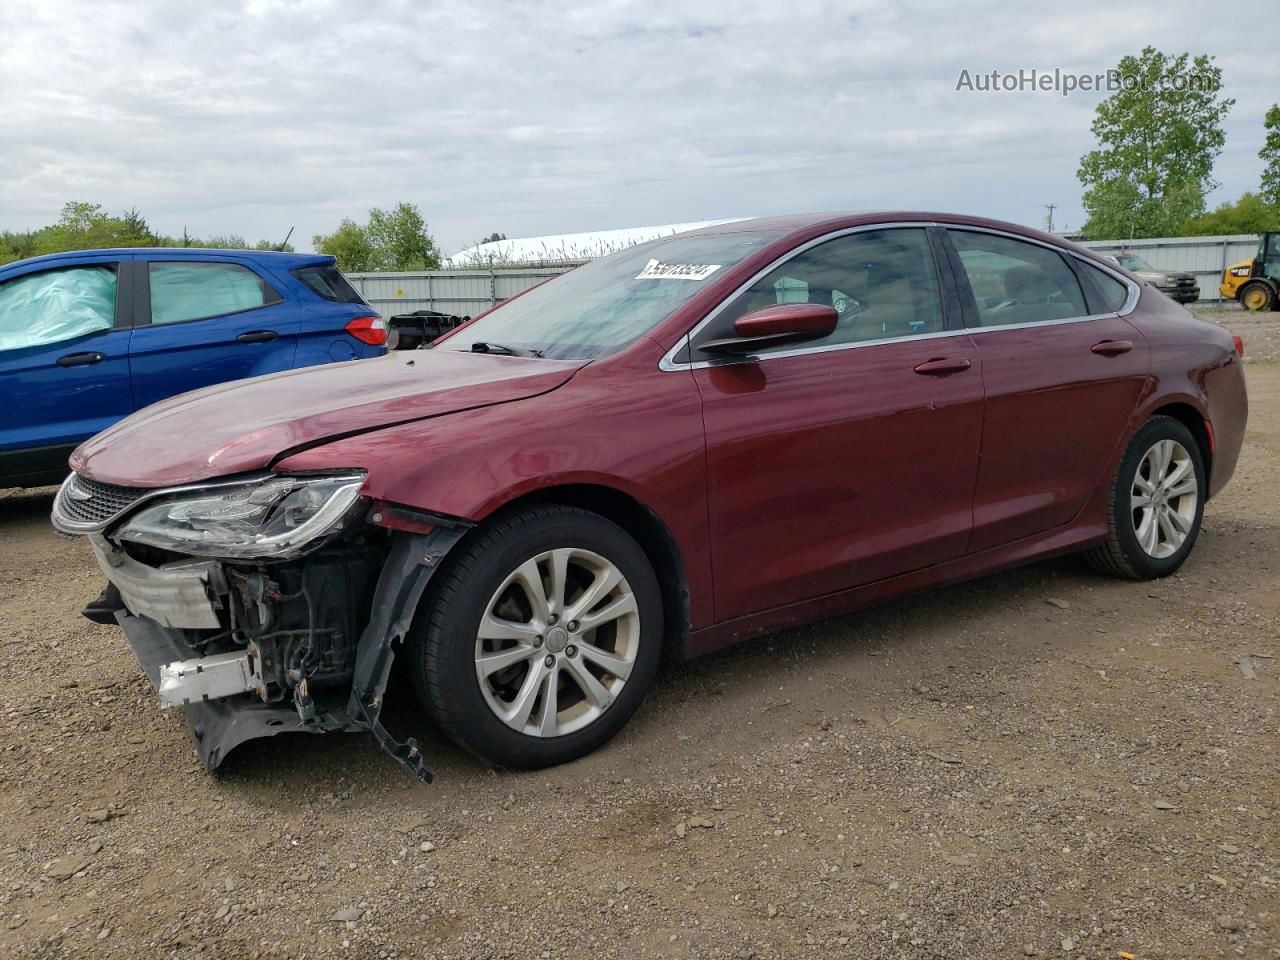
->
[[408, 505, 663, 769], [1085, 416, 1205, 580]]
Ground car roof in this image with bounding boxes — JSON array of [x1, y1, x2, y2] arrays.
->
[[3, 248, 335, 271], [679, 210, 1070, 244]]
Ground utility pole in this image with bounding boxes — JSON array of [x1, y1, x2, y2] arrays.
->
[[1044, 203, 1057, 233]]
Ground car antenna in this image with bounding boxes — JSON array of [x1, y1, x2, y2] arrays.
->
[[276, 226, 294, 252]]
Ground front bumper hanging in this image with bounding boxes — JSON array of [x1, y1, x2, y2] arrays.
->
[[104, 527, 468, 780]]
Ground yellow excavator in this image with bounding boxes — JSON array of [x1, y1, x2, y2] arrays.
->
[[1220, 231, 1280, 310]]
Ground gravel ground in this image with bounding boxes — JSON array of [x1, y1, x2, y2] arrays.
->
[[0, 353, 1277, 960], [1192, 305, 1280, 364]]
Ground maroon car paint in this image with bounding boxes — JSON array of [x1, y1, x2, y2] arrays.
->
[[692, 335, 984, 621], [70, 351, 586, 488], [964, 314, 1151, 552], [69, 212, 1249, 660], [276, 341, 720, 632]]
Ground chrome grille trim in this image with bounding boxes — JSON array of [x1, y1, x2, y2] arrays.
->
[[54, 474, 148, 528], [50, 471, 275, 536]]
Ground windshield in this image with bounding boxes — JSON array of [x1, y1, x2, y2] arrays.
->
[[437, 231, 781, 360], [1115, 253, 1155, 272]]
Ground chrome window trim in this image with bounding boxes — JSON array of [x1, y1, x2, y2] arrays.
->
[[658, 221, 1142, 372]]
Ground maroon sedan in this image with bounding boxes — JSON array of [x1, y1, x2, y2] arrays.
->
[[52, 212, 1248, 779]]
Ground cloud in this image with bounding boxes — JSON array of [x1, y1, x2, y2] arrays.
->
[[1, 0, 1276, 251]]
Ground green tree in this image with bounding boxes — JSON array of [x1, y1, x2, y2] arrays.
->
[[314, 203, 440, 271], [252, 238, 295, 252], [366, 202, 441, 270], [0, 231, 37, 265], [33, 201, 160, 252], [0, 203, 299, 262], [1077, 47, 1234, 239], [1261, 104, 1280, 208], [480, 232, 507, 243], [118, 207, 156, 246], [1178, 192, 1280, 235], [203, 233, 250, 250], [313, 219, 377, 272]]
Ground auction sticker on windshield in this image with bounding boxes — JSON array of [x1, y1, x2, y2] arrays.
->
[[635, 259, 722, 281]]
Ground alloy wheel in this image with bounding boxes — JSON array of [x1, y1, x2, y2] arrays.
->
[[474, 547, 640, 738], [1131, 438, 1198, 559]]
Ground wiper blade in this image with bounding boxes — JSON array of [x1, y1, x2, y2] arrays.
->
[[470, 341, 542, 357]]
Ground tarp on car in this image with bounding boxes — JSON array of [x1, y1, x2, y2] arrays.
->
[[0, 265, 116, 351]]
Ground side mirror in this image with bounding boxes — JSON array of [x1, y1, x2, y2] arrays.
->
[[699, 303, 838, 356]]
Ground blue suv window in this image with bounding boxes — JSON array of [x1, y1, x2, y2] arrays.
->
[[292, 265, 365, 304], [148, 262, 282, 325], [0, 264, 117, 351]]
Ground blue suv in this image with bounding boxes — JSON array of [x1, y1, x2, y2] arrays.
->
[[0, 249, 387, 488]]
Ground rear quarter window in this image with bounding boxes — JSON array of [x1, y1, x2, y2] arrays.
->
[[1076, 260, 1132, 313], [293, 265, 366, 304]]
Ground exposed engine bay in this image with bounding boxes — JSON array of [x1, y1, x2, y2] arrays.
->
[[56, 471, 472, 780]]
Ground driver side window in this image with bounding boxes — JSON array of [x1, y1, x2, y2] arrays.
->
[[698, 228, 943, 355]]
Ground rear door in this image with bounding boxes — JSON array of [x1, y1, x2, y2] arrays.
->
[[0, 255, 134, 485], [126, 254, 302, 411], [942, 228, 1150, 552]]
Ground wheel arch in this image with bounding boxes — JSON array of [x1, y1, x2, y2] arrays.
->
[[474, 483, 693, 664], [1147, 401, 1214, 490]]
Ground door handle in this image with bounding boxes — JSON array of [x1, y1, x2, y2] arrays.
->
[[57, 351, 106, 367], [913, 357, 972, 376], [1091, 340, 1133, 356], [236, 330, 278, 344]]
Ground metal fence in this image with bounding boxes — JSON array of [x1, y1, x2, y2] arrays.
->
[[345, 267, 571, 319], [348, 233, 1262, 314], [1076, 234, 1258, 302]]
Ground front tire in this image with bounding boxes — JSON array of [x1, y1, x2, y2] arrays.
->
[[1085, 416, 1206, 580], [409, 505, 663, 769]]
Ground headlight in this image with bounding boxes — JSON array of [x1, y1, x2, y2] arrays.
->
[[115, 473, 366, 559]]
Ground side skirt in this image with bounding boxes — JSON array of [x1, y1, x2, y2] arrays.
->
[[689, 517, 1108, 657]]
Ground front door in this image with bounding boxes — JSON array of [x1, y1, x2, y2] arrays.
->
[[943, 228, 1151, 552], [0, 256, 134, 484], [684, 226, 985, 622]]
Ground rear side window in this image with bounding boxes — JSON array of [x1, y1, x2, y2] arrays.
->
[[950, 231, 1088, 327], [0, 264, 117, 351], [148, 262, 281, 325], [1076, 260, 1131, 313], [292, 265, 365, 303]]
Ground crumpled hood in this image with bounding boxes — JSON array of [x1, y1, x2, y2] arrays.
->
[[71, 350, 586, 487]]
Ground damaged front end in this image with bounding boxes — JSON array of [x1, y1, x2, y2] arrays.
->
[[52, 471, 470, 781]]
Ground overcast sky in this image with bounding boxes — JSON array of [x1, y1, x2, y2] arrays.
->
[[2, 0, 1277, 255]]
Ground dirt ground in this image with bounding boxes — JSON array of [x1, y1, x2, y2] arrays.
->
[[1, 317, 1277, 960]]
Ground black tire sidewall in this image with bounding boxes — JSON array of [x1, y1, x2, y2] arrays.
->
[[1112, 418, 1206, 578], [413, 508, 663, 769]]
